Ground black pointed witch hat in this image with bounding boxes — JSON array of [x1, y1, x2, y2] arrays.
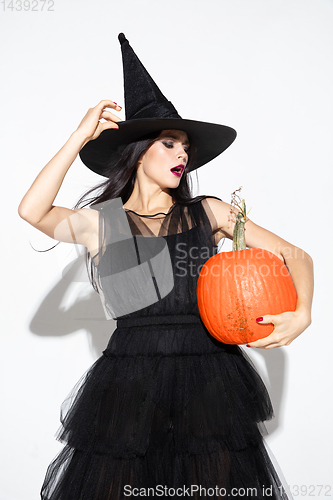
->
[[79, 33, 237, 177]]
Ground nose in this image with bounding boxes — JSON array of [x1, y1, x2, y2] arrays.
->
[[177, 145, 188, 164]]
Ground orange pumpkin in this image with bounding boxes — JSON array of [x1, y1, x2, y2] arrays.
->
[[197, 196, 297, 345]]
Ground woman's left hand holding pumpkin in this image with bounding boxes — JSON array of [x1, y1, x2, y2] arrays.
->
[[246, 308, 312, 349]]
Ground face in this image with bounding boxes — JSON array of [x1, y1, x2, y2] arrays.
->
[[136, 130, 190, 189]]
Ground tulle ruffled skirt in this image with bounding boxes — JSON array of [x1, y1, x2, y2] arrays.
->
[[40, 316, 290, 499]]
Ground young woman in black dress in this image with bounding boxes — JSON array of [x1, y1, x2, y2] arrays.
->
[[18, 34, 313, 500]]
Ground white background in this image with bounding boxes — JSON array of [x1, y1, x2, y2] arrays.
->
[[1, 0, 332, 499]]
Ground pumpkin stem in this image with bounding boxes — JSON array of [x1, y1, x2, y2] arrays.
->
[[231, 188, 247, 251]]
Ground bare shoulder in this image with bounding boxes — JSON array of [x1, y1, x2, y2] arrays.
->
[[204, 197, 238, 239]]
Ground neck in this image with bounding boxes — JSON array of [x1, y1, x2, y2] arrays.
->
[[124, 179, 174, 214]]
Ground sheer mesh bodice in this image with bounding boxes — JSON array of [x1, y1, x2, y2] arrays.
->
[[90, 197, 221, 320]]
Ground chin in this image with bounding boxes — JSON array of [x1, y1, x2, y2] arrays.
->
[[168, 175, 183, 188], [158, 178, 181, 190], [166, 181, 181, 190]]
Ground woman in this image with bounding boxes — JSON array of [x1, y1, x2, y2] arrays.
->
[[19, 34, 313, 499]]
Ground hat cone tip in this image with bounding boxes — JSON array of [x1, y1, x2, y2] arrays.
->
[[118, 33, 127, 45]]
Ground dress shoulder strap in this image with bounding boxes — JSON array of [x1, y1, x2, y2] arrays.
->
[[184, 195, 222, 241]]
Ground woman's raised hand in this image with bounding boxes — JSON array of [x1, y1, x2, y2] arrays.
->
[[76, 100, 122, 144]]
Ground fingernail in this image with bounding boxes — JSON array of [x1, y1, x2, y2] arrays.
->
[[113, 102, 118, 105], [246, 344, 251, 348], [256, 317, 263, 322]]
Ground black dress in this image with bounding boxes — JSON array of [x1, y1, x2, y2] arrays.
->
[[40, 197, 291, 499]]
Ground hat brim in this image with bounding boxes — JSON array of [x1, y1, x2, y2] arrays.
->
[[79, 118, 237, 177]]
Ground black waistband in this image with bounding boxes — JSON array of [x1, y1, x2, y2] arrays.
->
[[117, 314, 202, 328]]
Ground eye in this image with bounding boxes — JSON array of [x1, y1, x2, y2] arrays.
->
[[162, 139, 189, 154], [162, 141, 174, 149]]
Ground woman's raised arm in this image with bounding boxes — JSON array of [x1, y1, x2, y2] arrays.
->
[[18, 100, 121, 247]]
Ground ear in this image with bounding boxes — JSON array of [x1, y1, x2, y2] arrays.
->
[[136, 153, 144, 165]]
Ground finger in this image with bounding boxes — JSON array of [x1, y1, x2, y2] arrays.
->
[[97, 99, 122, 111], [247, 330, 290, 348], [256, 315, 277, 326], [246, 317, 277, 348], [100, 110, 122, 123], [99, 120, 120, 132], [262, 336, 294, 349], [247, 342, 279, 349], [246, 332, 277, 349], [248, 341, 280, 349]]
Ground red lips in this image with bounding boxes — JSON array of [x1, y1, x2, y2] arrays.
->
[[170, 164, 184, 177]]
